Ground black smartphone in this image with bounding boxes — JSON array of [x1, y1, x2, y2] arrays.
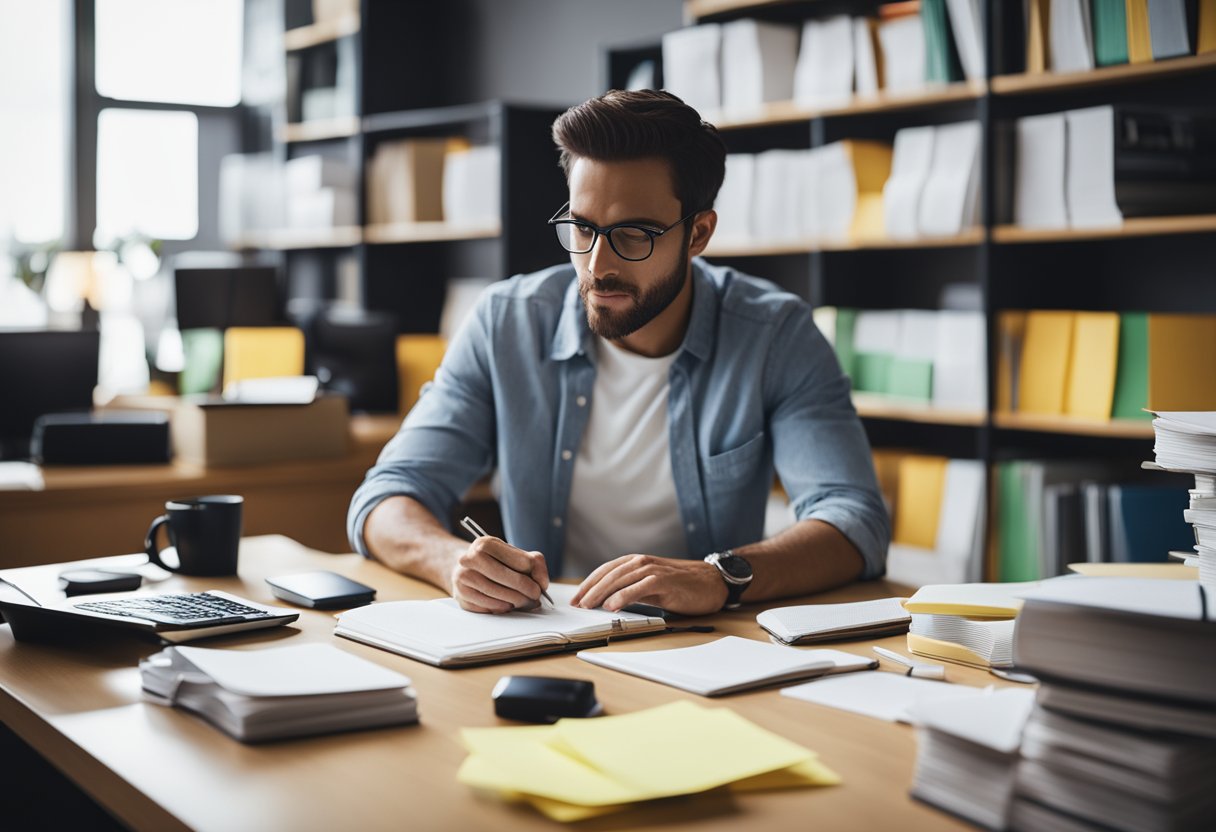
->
[[265, 571, 376, 609]]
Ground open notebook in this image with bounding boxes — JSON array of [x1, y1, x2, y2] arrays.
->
[[333, 584, 667, 667]]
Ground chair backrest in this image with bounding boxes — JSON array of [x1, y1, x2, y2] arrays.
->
[[395, 335, 446, 414], [223, 327, 305, 390]]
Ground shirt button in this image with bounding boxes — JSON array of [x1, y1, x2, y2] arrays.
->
[[687, 523, 696, 533], [561, 449, 572, 461], [552, 517, 563, 528], [576, 395, 587, 407]]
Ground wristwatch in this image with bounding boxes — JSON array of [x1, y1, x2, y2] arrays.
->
[[704, 550, 753, 610]]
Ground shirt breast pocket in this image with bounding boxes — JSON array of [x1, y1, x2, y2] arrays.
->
[[702, 433, 766, 486]]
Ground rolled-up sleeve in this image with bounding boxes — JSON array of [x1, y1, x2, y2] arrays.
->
[[346, 296, 498, 556], [765, 307, 891, 578]]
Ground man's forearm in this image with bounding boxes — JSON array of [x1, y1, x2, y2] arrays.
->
[[362, 495, 467, 592], [734, 518, 866, 601]]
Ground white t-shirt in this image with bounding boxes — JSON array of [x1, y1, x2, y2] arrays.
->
[[563, 338, 686, 578]]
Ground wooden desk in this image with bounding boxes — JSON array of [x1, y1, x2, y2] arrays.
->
[[0, 536, 1009, 831], [0, 415, 402, 567]]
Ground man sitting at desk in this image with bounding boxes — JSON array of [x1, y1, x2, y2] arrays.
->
[[348, 90, 890, 616]]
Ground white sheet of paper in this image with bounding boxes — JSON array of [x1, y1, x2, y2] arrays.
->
[[173, 643, 411, 697], [781, 672, 987, 722]]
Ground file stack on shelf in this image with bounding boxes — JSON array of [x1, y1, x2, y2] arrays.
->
[[1011, 105, 1216, 231], [366, 137, 448, 226], [902, 581, 1040, 668], [793, 15, 854, 109], [908, 688, 1037, 829], [284, 154, 357, 230], [1151, 411, 1216, 593], [140, 643, 418, 743], [1025, 0, 1215, 71], [721, 19, 798, 119], [1008, 577, 1216, 830]]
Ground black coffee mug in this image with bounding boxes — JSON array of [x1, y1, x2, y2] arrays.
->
[[145, 495, 244, 576]]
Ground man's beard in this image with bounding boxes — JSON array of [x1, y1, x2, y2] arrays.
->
[[579, 242, 689, 341]]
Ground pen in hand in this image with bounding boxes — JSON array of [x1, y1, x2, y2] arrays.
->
[[459, 516, 554, 609]]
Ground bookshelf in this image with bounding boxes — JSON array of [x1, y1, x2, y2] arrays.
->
[[612, 0, 1216, 580]]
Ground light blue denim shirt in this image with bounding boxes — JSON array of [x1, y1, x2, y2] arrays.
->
[[348, 258, 890, 579]]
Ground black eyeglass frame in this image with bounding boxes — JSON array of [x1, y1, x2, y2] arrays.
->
[[546, 202, 702, 262]]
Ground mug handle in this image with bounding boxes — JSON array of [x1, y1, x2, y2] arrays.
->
[[145, 514, 179, 572]]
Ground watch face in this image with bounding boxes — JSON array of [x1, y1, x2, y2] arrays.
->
[[718, 555, 752, 580]]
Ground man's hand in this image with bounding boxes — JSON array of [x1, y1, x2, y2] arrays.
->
[[451, 536, 551, 614], [570, 555, 727, 616]]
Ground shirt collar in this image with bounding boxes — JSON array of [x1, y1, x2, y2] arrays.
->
[[549, 258, 718, 363]]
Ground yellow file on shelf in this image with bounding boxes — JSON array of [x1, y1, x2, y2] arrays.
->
[[1065, 311, 1120, 420], [1026, 0, 1051, 73], [996, 310, 1028, 413], [1018, 310, 1074, 416], [1126, 0, 1154, 63], [396, 334, 447, 414], [893, 455, 949, 548], [1147, 314, 1216, 411], [1200, 0, 1216, 54], [222, 327, 305, 389], [846, 140, 894, 241]]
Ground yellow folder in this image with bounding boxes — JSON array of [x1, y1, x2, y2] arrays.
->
[[1201, 0, 1216, 53], [1126, 0, 1154, 63], [396, 334, 447, 413], [222, 327, 305, 390], [845, 140, 894, 242], [907, 633, 992, 669], [1147, 313, 1216, 411], [1065, 312, 1120, 420], [893, 455, 949, 549], [1026, 0, 1051, 73], [996, 310, 1028, 413], [1018, 310, 1075, 415]]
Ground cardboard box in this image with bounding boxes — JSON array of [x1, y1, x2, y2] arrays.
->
[[173, 394, 350, 467]]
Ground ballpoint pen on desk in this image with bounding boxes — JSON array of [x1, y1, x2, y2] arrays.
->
[[459, 516, 555, 609], [873, 646, 947, 680]]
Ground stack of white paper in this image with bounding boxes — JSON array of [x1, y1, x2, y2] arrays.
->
[[442, 145, 500, 228], [752, 149, 809, 242], [852, 17, 880, 97], [793, 15, 854, 109], [140, 643, 418, 742], [931, 311, 986, 411], [757, 598, 911, 645], [945, 0, 985, 81], [883, 126, 936, 239], [917, 120, 981, 236], [721, 19, 798, 118], [662, 24, 722, 117], [713, 154, 756, 244], [578, 636, 875, 696]]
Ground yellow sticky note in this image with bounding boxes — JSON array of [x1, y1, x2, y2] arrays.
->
[[893, 455, 949, 548], [553, 701, 814, 796], [731, 757, 842, 791], [1065, 312, 1120, 421], [456, 739, 648, 807]]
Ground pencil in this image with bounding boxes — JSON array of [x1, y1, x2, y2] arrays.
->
[[459, 515, 554, 608]]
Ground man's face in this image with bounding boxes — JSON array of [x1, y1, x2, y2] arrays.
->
[[566, 157, 691, 343]]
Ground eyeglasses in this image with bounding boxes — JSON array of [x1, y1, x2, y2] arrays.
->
[[547, 202, 699, 262]]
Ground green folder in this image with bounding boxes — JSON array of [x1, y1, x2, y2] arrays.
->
[[886, 358, 933, 400], [834, 308, 857, 380], [1093, 0, 1131, 66], [1111, 312, 1152, 420], [998, 462, 1040, 582], [179, 328, 224, 396], [922, 0, 964, 83], [854, 352, 893, 393]]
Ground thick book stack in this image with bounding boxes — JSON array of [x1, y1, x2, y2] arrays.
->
[[1008, 577, 1216, 830], [903, 581, 1035, 669], [1151, 411, 1216, 594]]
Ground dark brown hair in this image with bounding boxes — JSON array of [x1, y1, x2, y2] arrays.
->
[[551, 89, 727, 218]]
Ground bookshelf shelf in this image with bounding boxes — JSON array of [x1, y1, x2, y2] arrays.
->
[[684, 0, 801, 20], [991, 52, 1216, 95], [363, 221, 502, 245], [993, 413, 1155, 440], [992, 215, 1216, 244], [710, 82, 986, 130], [284, 13, 360, 51], [853, 393, 986, 428], [279, 116, 361, 143], [704, 229, 984, 257], [232, 227, 363, 250]]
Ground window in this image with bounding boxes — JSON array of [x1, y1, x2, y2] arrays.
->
[[0, 0, 70, 245], [94, 0, 243, 107], [96, 109, 199, 241]]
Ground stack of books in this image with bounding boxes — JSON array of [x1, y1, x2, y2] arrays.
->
[[140, 642, 419, 742], [1151, 411, 1216, 594], [1009, 577, 1216, 829], [902, 581, 1037, 669]]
